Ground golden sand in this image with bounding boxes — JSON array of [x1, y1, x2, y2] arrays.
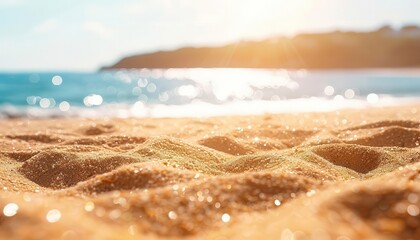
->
[[0, 106, 419, 239]]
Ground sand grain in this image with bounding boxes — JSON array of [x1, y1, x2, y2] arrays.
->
[[0, 105, 419, 239]]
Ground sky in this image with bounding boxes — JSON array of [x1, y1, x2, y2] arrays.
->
[[1, 0, 420, 71]]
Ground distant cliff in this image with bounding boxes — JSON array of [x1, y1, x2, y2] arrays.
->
[[102, 25, 420, 69]]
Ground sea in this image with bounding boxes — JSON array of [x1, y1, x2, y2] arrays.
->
[[1, 68, 420, 118]]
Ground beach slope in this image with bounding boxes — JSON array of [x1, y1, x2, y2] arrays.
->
[[0, 106, 419, 239]]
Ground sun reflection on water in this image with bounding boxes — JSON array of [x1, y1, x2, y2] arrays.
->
[[9, 68, 404, 118]]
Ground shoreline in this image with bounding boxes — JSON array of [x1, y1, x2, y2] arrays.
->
[[2, 97, 420, 119]]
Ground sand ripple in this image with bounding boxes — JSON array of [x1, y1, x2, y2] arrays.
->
[[0, 110, 420, 239]]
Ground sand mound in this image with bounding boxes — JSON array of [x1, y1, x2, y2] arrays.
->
[[344, 120, 420, 131], [222, 152, 327, 179], [19, 151, 138, 189], [1, 107, 420, 239], [0, 158, 43, 192], [317, 162, 420, 239], [223, 155, 284, 173], [230, 127, 316, 148], [62, 136, 147, 149], [70, 163, 205, 194], [198, 136, 254, 155], [210, 162, 420, 240], [78, 123, 116, 135], [135, 137, 229, 174], [312, 144, 382, 173], [5, 134, 62, 143], [342, 126, 420, 148], [92, 172, 321, 236], [3, 151, 40, 162]]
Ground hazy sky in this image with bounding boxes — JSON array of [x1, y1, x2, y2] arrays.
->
[[1, 0, 420, 71]]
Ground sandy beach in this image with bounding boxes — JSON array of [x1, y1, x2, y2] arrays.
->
[[0, 105, 419, 240]]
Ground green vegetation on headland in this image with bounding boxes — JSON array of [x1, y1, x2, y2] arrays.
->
[[102, 25, 420, 69]]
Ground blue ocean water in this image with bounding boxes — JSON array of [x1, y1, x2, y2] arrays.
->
[[1, 68, 420, 118]]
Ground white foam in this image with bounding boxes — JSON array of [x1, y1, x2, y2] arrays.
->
[[1, 95, 419, 119]]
